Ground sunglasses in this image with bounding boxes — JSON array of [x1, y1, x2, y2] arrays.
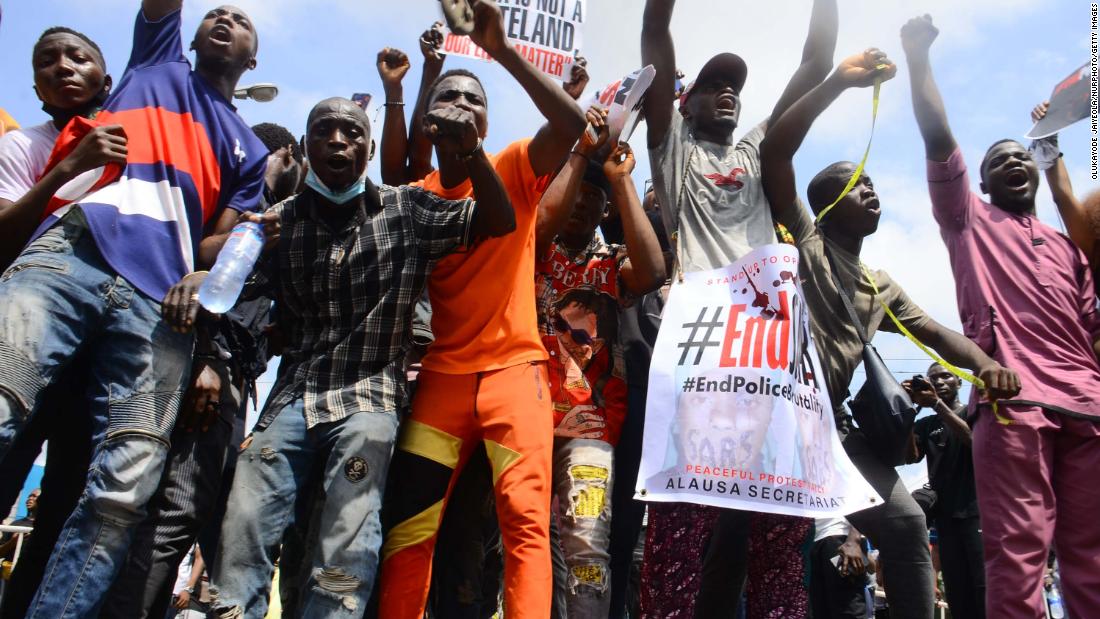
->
[[553, 315, 594, 345]]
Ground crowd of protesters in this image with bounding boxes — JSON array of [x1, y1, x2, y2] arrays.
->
[[0, 1, 1097, 618]]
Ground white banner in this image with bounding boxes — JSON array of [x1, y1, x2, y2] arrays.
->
[[441, 0, 585, 81], [636, 244, 880, 517]]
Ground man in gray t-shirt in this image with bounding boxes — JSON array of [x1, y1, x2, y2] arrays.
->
[[636, 1, 841, 616], [651, 112, 772, 272], [641, 0, 839, 274]]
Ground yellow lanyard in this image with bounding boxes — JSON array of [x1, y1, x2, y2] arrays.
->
[[857, 263, 1011, 424], [815, 72, 884, 224]]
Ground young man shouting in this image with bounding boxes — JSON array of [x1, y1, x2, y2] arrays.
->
[[0, 2, 267, 615], [758, 48, 1019, 619], [378, 1, 587, 617], [904, 14, 1100, 617], [205, 96, 513, 618]]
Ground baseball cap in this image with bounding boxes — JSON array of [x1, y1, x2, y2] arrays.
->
[[679, 52, 748, 109]]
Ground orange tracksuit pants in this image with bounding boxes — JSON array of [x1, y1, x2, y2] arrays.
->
[[379, 361, 553, 618]]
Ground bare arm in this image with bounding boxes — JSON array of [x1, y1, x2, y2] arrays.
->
[[142, 0, 181, 21], [907, 318, 1021, 401], [902, 15, 957, 162], [641, 0, 677, 150], [606, 143, 666, 295], [933, 399, 972, 444], [186, 546, 205, 590], [761, 51, 895, 220], [0, 125, 128, 269], [906, 380, 972, 445], [423, 105, 514, 238], [1046, 157, 1092, 255], [1032, 103, 1094, 256], [466, 148, 515, 238], [377, 48, 411, 186], [535, 106, 608, 256], [768, 0, 838, 130], [197, 208, 245, 269], [467, 1, 585, 176], [408, 23, 447, 182]]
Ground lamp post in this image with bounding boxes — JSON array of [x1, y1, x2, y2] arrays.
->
[[233, 83, 279, 103]]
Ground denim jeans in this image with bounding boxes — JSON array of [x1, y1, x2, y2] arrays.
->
[[209, 399, 398, 618], [0, 210, 193, 618], [552, 437, 614, 619], [101, 360, 244, 619]]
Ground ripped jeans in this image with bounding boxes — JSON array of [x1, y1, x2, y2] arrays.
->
[[0, 210, 192, 618], [552, 437, 614, 619], [208, 398, 398, 618]]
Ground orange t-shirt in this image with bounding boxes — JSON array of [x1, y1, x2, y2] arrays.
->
[[414, 138, 549, 374]]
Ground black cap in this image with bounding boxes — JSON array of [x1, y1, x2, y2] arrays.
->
[[680, 52, 748, 107]]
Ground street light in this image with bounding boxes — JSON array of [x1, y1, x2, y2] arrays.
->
[[233, 83, 279, 103]]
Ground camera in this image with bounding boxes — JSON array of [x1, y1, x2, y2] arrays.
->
[[910, 374, 932, 392]]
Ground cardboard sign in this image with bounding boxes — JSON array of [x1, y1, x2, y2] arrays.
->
[[635, 244, 880, 517], [584, 65, 656, 144], [441, 0, 585, 81], [1027, 62, 1091, 139]]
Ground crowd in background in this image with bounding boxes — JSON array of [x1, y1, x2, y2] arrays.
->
[[0, 1, 1097, 618]]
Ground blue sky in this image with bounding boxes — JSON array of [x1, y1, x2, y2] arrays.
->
[[1, 0, 1092, 504]]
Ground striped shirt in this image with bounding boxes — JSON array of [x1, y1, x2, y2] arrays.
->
[[249, 182, 473, 429], [31, 9, 267, 301]]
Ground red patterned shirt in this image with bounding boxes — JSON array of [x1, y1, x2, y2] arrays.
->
[[535, 237, 630, 445]]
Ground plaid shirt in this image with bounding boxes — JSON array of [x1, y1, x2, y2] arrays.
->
[[247, 181, 473, 429]]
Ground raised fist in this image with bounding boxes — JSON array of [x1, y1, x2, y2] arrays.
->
[[423, 106, 480, 156], [376, 47, 411, 86], [420, 21, 447, 65], [901, 14, 939, 56]]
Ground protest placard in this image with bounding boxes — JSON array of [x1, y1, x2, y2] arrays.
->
[[1026, 62, 1091, 139], [440, 0, 585, 80], [636, 244, 880, 517], [583, 65, 656, 143]]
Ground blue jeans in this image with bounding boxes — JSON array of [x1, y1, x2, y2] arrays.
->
[[0, 210, 193, 618], [209, 399, 398, 618]]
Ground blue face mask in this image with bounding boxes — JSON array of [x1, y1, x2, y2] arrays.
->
[[304, 166, 367, 205]]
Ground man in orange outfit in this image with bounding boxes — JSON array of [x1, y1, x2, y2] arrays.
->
[[377, 1, 586, 618]]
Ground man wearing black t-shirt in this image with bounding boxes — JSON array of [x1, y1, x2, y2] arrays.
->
[[907, 363, 985, 619]]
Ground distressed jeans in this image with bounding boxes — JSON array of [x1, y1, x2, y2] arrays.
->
[[209, 398, 398, 618], [0, 210, 192, 618], [552, 437, 614, 619], [101, 359, 243, 619]]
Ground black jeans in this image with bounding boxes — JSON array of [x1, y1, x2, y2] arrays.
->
[[0, 369, 92, 619], [99, 363, 242, 619], [935, 515, 984, 619], [607, 382, 649, 619], [810, 535, 869, 619], [695, 509, 751, 619], [841, 431, 933, 619], [695, 432, 932, 619]]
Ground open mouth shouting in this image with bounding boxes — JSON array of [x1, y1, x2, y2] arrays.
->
[[326, 153, 353, 172], [864, 195, 881, 215], [716, 93, 738, 113], [209, 24, 233, 47], [1003, 167, 1030, 192]]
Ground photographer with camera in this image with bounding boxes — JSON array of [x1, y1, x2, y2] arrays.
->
[[905, 363, 984, 619]]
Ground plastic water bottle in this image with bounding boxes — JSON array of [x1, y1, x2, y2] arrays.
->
[[1047, 584, 1065, 619], [198, 221, 264, 313]]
